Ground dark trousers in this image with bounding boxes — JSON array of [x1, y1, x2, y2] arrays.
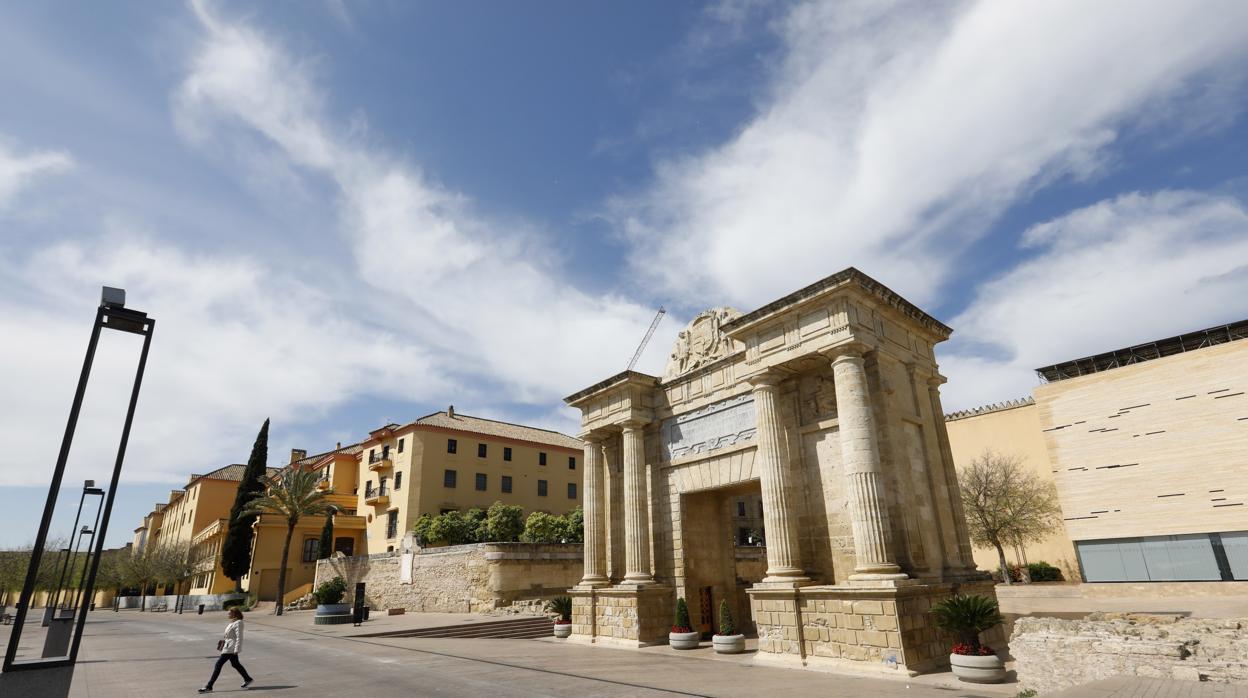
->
[[206, 653, 252, 688]]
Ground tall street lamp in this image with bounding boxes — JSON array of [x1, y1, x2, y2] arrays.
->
[[2, 287, 155, 695], [44, 481, 104, 625]]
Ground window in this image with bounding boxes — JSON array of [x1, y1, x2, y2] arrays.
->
[[301, 537, 319, 563], [1076, 533, 1242, 582], [538, 480, 548, 497], [568, 456, 576, 470], [369, 448, 375, 461], [737, 501, 746, 517], [440, 508, 457, 515], [567, 483, 577, 499], [444, 469, 457, 488], [476, 473, 487, 491], [398, 438, 405, 453], [334, 537, 354, 556], [382, 444, 390, 459], [478, 443, 487, 458], [447, 439, 457, 454], [394, 472, 402, 491], [501, 475, 512, 493], [539, 452, 547, 466], [503, 447, 512, 461], [386, 510, 398, 539]]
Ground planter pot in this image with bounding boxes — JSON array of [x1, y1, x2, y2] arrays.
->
[[668, 630, 700, 650], [315, 603, 350, 616], [949, 653, 1006, 683], [712, 634, 745, 654], [553, 622, 572, 638]]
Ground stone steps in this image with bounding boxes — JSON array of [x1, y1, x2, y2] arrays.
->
[[354, 616, 555, 640]]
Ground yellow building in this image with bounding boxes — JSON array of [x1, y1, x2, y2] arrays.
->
[[946, 319, 1248, 584], [945, 398, 1080, 579], [353, 408, 583, 555], [241, 447, 367, 602]]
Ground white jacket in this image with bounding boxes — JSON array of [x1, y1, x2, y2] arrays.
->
[[220, 619, 244, 654]]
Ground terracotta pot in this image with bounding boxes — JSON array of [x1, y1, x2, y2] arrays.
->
[[949, 652, 1006, 683], [712, 634, 745, 654], [553, 622, 572, 638], [668, 630, 700, 649]]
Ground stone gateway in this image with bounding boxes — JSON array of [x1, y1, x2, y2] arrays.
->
[[564, 268, 995, 675]]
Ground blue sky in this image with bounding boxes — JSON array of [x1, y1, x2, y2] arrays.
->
[[3, 0, 1248, 548]]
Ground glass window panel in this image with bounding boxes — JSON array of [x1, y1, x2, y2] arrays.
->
[[1219, 531, 1248, 580], [1140, 534, 1220, 581]]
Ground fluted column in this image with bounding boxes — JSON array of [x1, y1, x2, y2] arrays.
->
[[621, 420, 654, 584], [928, 375, 977, 570], [579, 432, 608, 587], [748, 372, 808, 584], [828, 344, 907, 580]]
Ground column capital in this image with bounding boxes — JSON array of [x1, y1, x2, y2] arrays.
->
[[579, 430, 608, 444], [926, 374, 948, 388], [820, 340, 873, 364], [619, 418, 649, 433], [745, 369, 785, 390]]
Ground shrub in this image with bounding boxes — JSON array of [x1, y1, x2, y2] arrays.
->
[[558, 507, 584, 544], [427, 510, 478, 545], [545, 596, 572, 623], [716, 599, 736, 636], [672, 598, 693, 633], [484, 502, 524, 542], [930, 594, 1002, 654], [520, 511, 564, 543], [411, 514, 435, 545], [313, 576, 347, 605], [1026, 561, 1062, 582]]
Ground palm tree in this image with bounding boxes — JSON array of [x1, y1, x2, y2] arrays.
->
[[241, 467, 333, 616]]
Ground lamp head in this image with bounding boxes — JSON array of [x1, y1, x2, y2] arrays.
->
[[100, 287, 125, 309]]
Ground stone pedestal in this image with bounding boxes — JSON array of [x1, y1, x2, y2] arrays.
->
[[569, 585, 675, 647], [747, 579, 997, 675]]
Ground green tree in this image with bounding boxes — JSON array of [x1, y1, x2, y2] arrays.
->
[[221, 419, 270, 590], [959, 451, 1062, 585], [117, 544, 164, 611], [484, 502, 524, 542], [465, 508, 488, 543], [559, 507, 584, 544], [411, 514, 435, 545], [520, 511, 563, 543], [241, 466, 334, 616], [317, 506, 337, 560], [427, 511, 477, 545], [154, 542, 195, 609]]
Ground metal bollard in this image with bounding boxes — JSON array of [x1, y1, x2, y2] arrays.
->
[[198, 604, 205, 615]]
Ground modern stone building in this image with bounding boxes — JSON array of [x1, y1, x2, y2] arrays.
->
[[564, 268, 993, 674], [947, 320, 1248, 584]]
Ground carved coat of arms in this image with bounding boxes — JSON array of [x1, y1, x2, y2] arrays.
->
[[663, 307, 742, 381]]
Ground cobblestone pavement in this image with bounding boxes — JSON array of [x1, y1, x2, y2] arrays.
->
[[1049, 676, 1248, 697], [2, 610, 1019, 697]]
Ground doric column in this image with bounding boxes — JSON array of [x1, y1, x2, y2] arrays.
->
[[927, 375, 977, 570], [579, 432, 608, 587], [621, 420, 654, 584], [827, 344, 907, 580], [747, 372, 808, 584]]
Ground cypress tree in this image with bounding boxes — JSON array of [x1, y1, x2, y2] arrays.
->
[[221, 419, 270, 589], [317, 508, 336, 560]]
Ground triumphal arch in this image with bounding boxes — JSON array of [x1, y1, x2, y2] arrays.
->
[[564, 268, 994, 674]]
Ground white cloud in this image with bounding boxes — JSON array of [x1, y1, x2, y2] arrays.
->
[[940, 190, 1248, 409], [0, 232, 447, 486], [0, 141, 72, 209], [617, 0, 1248, 310], [174, 0, 668, 408]]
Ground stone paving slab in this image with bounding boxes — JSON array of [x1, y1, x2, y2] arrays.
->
[[1049, 676, 1248, 697]]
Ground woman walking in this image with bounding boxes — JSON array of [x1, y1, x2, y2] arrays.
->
[[199, 608, 254, 693]]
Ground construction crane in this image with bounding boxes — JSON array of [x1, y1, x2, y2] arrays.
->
[[627, 306, 666, 371]]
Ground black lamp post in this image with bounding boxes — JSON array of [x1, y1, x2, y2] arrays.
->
[[2, 287, 154, 679], [45, 482, 104, 623], [67, 527, 95, 615]]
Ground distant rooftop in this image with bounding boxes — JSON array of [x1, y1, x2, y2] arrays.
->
[[945, 396, 1034, 422], [1035, 319, 1248, 383], [401, 409, 582, 451]]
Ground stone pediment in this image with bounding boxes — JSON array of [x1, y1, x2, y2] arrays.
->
[[663, 307, 742, 381]]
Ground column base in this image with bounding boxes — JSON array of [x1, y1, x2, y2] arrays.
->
[[569, 585, 673, 647], [575, 575, 610, 589], [848, 572, 912, 583]]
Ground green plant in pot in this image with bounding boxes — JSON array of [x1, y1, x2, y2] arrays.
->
[[930, 594, 1006, 683], [546, 596, 573, 638], [668, 598, 699, 649], [712, 599, 745, 654], [312, 576, 351, 625]]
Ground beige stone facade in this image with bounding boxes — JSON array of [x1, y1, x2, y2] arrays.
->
[[564, 268, 992, 674], [945, 320, 1248, 584]]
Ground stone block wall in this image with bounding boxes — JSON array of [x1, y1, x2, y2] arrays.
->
[[1012, 613, 1248, 694], [570, 587, 675, 646], [315, 543, 582, 614]]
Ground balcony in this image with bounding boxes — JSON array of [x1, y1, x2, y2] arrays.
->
[[316, 478, 331, 491], [368, 451, 393, 472], [364, 485, 390, 505]]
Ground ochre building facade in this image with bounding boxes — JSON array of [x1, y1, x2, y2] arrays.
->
[[564, 268, 993, 675]]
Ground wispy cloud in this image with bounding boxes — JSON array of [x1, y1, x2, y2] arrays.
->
[[0, 140, 72, 210]]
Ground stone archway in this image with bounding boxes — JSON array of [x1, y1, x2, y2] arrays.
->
[[564, 268, 995, 674]]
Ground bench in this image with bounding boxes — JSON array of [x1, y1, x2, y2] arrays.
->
[[151, 603, 168, 613], [1, 613, 12, 625]]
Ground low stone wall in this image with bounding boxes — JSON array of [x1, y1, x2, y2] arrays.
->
[[314, 543, 582, 613], [117, 593, 244, 611], [1012, 613, 1248, 694]]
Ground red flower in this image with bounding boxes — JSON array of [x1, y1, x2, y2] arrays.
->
[[554, 619, 571, 625], [951, 643, 995, 656], [671, 625, 693, 633]]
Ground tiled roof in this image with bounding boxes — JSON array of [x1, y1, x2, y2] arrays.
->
[[945, 397, 1035, 421], [407, 411, 582, 451], [187, 464, 283, 486], [293, 442, 365, 467]]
